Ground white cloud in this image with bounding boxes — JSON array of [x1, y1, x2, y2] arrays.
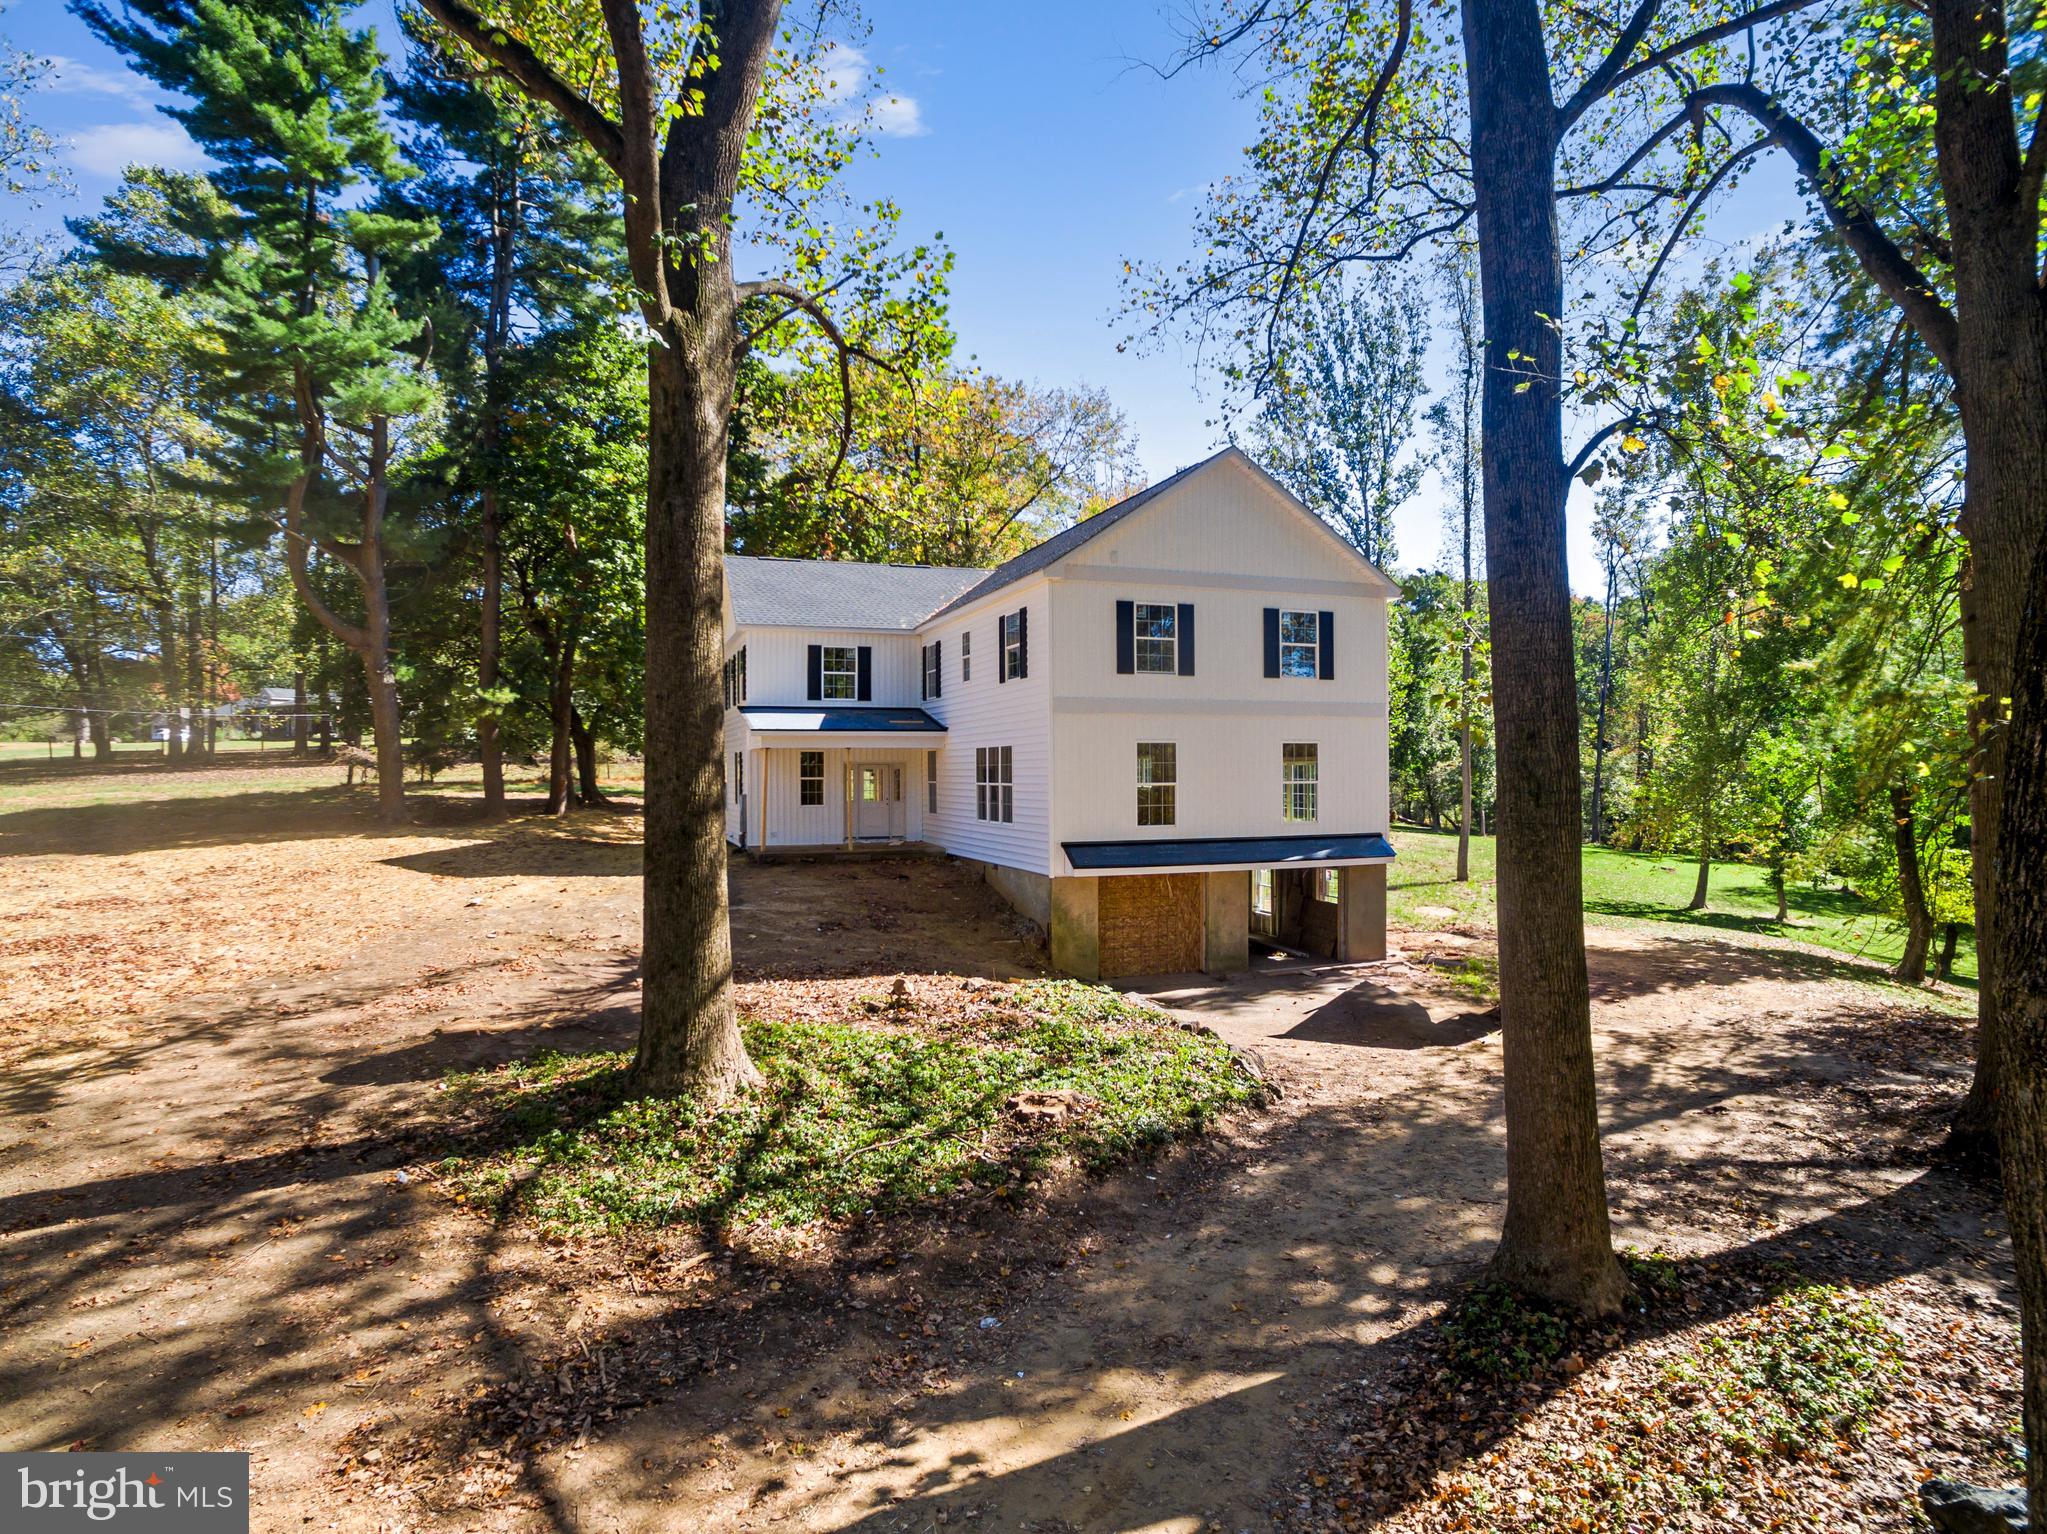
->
[[814, 42, 927, 138], [68, 120, 207, 178], [45, 55, 159, 107], [870, 93, 927, 138]]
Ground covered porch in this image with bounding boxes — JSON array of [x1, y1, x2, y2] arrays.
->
[[729, 706, 944, 854]]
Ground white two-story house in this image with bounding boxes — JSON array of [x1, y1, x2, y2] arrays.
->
[[720, 447, 1397, 980]]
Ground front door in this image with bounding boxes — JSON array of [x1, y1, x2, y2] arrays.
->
[[854, 763, 901, 840]]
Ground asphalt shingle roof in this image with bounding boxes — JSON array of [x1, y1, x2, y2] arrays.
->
[[725, 556, 986, 631]]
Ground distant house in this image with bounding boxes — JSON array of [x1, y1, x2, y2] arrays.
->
[[214, 687, 335, 740], [720, 447, 1397, 981]]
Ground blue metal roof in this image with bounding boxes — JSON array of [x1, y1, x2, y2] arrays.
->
[[1062, 832, 1396, 871], [740, 705, 946, 734]]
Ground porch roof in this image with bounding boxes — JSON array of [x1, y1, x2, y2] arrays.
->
[[739, 705, 945, 746], [1062, 831, 1396, 874]]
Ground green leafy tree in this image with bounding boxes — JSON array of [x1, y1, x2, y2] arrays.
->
[[79, 0, 441, 819]]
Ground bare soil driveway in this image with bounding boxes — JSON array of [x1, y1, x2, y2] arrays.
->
[[0, 784, 2016, 1534]]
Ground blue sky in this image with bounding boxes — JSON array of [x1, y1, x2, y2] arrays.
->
[[5, 0, 1807, 593]]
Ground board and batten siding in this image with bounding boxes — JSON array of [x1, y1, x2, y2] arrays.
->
[[915, 579, 1054, 876], [1042, 452, 1392, 867]]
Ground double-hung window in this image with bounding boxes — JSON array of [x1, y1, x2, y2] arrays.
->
[[1251, 868, 1273, 917], [1282, 742, 1318, 821], [1137, 742, 1176, 826], [1001, 611, 1025, 680], [976, 745, 1013, 823], [732, 750, 745, 806], [922, 643, 941, 699], [1319, 868, 1340, 902], [926, 750, 938, 813], [799, 750, 824, 806], [820, 645, 858, 701], [961, 631, 972, 682], [1135, 603, 1177, 673], [1279, 611, 1321, 678]]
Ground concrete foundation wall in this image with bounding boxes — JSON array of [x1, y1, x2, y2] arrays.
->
[[1049, 876, 1101, 981], [1202, 870, 1250, 974], [1339, 863, 1388, 962], [972, 859, 1053, 928]]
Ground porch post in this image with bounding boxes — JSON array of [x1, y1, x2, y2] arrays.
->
[[843, 750, 854, 850], [757, 747, 769, 849]]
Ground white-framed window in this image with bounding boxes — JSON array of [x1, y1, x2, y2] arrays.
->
[[799, 749, 824, 806], [1279, 611, 1321, 678], [961, 630, 971, 681], [722, 646, 748, 708], [821, 645, 858, 701], [1001, 611, 1025, 680], [1319, 867, 1340, 902], [733, 750, 745, 806], [1252, 868, 1273, 916], [1137, 741, 1176, 826], [976, 745, 1013, 823], [1282, 742, 1318, 821], [926, 750, 938, 813], [1135, 603, 1177, 673], [923, 643, 940, 698]]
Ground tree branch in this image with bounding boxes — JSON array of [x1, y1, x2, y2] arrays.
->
[[733, 278, 883, 492], [1688, 82, 1960, 371], [1557, 0, 1664, 133], [1598, 0, 1822, 104], [413, 0, 626, 177], [1563, 417, 1645, 488]]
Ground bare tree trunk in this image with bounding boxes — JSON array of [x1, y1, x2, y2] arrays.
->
[[572, 706, 606, 806], [631, 335, 760, 1102], [1689, 797, 1713, 911], [543, 628, 577, 817], [1891, 783, 1934, 982], [476, 154, 517, 818], [292, 670, 309, 756], [1939, 923, 1961, 982], [1989, 519, 2047, 1524], [1924, 0, 2047, 1157], [1462, 0, 1622, 1317]]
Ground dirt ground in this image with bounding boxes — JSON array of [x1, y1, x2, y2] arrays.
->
[[0, 757, 2019, 1533]]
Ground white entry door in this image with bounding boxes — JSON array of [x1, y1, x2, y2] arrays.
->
[[854, 763, 901, 840]]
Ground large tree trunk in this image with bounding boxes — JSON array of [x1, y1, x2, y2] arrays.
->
[[476, 156, 516, 818], [1890, 783, 1934, 983], [1924, 0, 2047, 1156], [631, 334, 760, 1103], [1989, 524, 2047, 1527], [1939, 923, 1961, 982], [1461, 0, 1622, 1317]]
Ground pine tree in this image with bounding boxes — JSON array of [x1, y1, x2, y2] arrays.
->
[[77, 0, 437, 820]]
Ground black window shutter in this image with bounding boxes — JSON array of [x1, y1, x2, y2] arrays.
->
[[932, 639, 942, 698], [920, 644, 928, 701], [1263, 608, 1280, 678], [1177, 602, 1196, 676], [1016, 606, 1028, 678], [1116, 599, 1135, 674], [995, 620, 1005, 685], [857, 645, 873, 701], [807, 644, 822, 700], [1318, 610, 1336, 679]]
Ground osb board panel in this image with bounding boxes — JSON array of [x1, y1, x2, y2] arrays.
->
[[1098, 873, 1204, 977]]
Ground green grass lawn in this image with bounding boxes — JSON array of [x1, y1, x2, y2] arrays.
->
[[1388, 825, 1976, 986]]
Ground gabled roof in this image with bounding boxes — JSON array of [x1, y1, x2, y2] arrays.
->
[[925, 446, 1396, 619], [726, 447, 1396, 632], [725, 555, 985, 632]]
